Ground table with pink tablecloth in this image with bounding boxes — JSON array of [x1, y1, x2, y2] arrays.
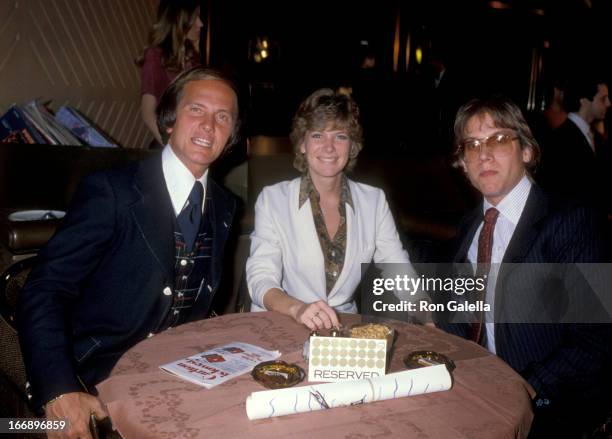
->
[[96, 312, 534, 438]]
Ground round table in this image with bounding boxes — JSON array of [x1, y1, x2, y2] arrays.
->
[[96, 312, 534, 438]]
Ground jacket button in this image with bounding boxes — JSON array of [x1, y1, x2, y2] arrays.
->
[[163, 286, 172, 296]]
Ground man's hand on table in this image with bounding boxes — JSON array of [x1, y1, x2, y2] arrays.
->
[[44, 391, 108, 439], [292, 300, 341, 330]]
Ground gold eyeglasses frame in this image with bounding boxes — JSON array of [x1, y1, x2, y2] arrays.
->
[[458, 131, 519, 162]]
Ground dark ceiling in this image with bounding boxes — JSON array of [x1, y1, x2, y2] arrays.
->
[[206, 0, 611, 136]]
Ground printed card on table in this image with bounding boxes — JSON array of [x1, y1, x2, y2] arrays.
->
[[160, 342, 280, 389], [308, 336, 387, 382]]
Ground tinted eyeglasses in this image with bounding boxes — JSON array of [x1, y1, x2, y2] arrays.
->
[[458, 131, 519, 162]]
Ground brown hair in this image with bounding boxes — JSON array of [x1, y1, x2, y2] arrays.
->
[[290, 88, 363, 173], [156, 66, 240, 146], [453, 95, 540, 173], [136, 0, 200, 71]]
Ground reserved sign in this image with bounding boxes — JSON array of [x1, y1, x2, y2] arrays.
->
[[307, 336, 387, 382]]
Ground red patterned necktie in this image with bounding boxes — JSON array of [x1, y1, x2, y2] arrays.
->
[[471, 207, 499, 344]]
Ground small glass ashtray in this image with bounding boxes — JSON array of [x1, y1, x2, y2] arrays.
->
[[403, 351, 455, 372], [252, 360, 305, 389]]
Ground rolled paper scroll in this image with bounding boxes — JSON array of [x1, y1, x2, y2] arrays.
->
[[246, 364, 452, 420]]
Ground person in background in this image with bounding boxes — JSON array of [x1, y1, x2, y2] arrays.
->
[[526, 77, 567, 149], [246, 88, 412, 330], [18, 67, 239, 439], [137, 0, 203, 146], [441, 95, 611, 438], [542, 80, 568, 131], [538, 75, 611, 211]]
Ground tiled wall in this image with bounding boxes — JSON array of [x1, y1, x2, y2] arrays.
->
[[0, 0, 157, 148]]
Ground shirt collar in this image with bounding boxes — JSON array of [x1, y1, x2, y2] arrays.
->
[[483, 174, 531, 226], [568, 112, 594, 146], [298, 173, 354, 211], [162, 144, 208, 215]]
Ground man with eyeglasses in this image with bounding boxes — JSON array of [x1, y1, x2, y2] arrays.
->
[[439, 95, 611, 437], [539, 76, 611, 211]]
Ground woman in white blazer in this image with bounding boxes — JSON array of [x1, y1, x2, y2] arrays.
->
[[246, 88, 411, 330]]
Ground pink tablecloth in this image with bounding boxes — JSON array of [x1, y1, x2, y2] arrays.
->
[[97, 312, 534, 438]]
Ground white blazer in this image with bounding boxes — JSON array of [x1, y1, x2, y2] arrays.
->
[[246, 177, 410, 313]]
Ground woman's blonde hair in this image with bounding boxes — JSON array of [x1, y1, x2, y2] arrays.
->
[[290, 88, 363, 173], [136, 0, 200, 71]]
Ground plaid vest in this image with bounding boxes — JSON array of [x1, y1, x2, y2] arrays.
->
[[158, 194, 214, 331]]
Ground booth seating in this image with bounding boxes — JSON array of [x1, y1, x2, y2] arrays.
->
[[0, 138, 473, 419], [0, 138, 473, 309], [0, 144, 152, 271], [228, 136, 475, 310], [0, 256, 39, 422], [244, 136, 474, 258]]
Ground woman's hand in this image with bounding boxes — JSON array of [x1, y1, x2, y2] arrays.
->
[[262, 289, 340, 330], [291, 300, 340, 331]]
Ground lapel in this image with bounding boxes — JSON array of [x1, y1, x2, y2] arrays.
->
[[453, 185, 548, 265], [565, 119, 596, 160], [291, 179, 326, 287], [329, 184, 357, 298], [131, 153, 175, 283], [206, 178, 235, 292], [502, 184, 548, 264], [129, 154, 235, 291], [495, 185, 548, 326]]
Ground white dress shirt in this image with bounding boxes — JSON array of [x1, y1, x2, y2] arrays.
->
[[162, 145, 208, 216], [468, 174, 532, 353]]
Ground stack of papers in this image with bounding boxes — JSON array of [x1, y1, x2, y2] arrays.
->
[[55, 106, 117, 147], [0, 101, 118, 147]]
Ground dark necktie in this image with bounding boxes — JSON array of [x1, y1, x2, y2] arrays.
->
[[177, 181, 203, 252], [471, 207, 499, 344]]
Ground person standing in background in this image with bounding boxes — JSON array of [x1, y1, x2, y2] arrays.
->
[[538, 76, 611, 211], [542, 82, 568, 131], [137, 0, 203, 147]]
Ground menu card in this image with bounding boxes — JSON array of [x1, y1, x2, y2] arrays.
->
[[160, 342, 281, 389]]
